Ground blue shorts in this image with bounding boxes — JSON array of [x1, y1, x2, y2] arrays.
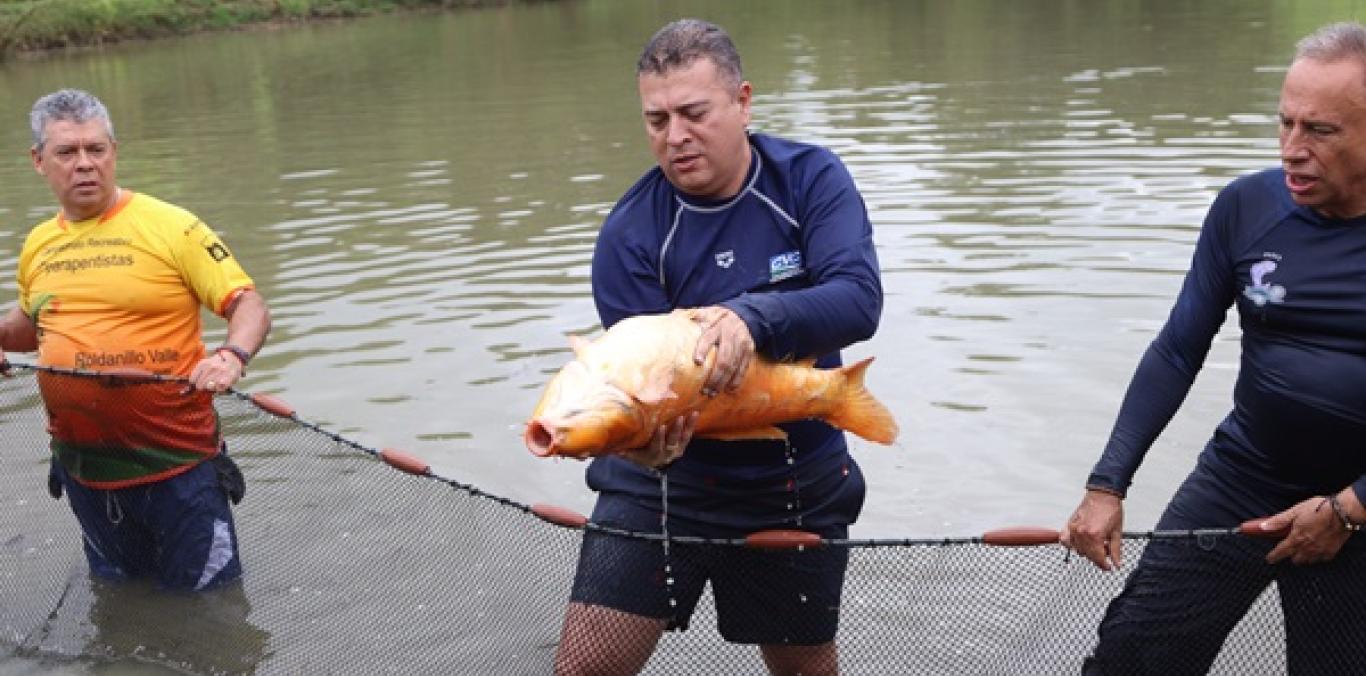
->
[[1085, 467, 1366, 675], [52, 452, 242, 591], [569, 458, 864, 645]]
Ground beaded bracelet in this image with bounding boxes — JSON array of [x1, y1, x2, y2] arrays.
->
[[1327, 493, 1363, 532], [215, 345, 252, 375]]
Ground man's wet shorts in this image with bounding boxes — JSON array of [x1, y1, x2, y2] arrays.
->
[[569, 459, 865, 645], [52, 453, 242, 591]]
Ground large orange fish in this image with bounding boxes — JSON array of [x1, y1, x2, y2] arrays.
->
[[525, 309, 898, 458]]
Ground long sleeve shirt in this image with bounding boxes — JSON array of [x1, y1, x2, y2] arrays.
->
[[1088, 168, 1366, 521], [586, 133, 883, 528]]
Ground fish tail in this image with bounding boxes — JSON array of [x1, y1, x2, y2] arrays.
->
[[826, 357, 899, 444]]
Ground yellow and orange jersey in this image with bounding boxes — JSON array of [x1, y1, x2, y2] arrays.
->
[[18, 190, 255, 488]]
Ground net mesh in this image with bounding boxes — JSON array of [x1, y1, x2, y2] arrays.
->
[[0, 366, 1353, 674]]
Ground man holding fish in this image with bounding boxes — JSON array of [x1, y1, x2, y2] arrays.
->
[[550, 18, 886, 676]]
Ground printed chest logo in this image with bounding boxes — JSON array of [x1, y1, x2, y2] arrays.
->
[[715, 250, 735, 269], [769, 250, 804, 283], [1243, 254, 1286, 307]]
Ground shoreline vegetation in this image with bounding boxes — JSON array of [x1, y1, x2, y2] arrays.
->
[[0, 0, 531, 58]]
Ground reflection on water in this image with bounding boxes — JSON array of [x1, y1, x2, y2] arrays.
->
[[82, 579, 267, 674], [0, 0, 1352, 608], [0, 570, 264, 675]]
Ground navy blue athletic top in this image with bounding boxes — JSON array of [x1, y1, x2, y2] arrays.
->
[[1088, 168, 1366, 519], [586, 133, 882, 524]]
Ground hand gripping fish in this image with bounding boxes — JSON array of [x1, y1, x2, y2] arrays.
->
[[525, 309, 899, 458]]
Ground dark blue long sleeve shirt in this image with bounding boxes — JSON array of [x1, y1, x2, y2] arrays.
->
[[586, 133, 883, 516], [1089, 168, 1366, 519]]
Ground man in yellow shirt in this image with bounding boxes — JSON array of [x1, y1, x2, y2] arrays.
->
[[0, 89, 271, 590]]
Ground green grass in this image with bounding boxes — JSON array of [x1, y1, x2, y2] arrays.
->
[[0, 0, 510, 55]]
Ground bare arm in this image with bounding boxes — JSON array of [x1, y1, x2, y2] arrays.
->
[[221, 290, 270, 357], [188, 290, 271, 392], [0, 306, 38, 355]]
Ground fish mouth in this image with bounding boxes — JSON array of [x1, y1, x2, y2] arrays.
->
[[525, 419, 556, 457]]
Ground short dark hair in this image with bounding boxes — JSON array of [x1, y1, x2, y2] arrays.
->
[[637, 18, 743, 89]]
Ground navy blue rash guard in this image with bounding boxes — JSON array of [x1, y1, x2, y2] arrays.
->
[[1088, 168, 1366, 522], [586, 132, 883, 530]]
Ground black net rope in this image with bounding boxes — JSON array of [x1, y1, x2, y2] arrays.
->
[[0, 365, 1349, 674]]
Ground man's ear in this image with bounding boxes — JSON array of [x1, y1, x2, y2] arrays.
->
[[736, 81, 753, 125], [30, 146, 42, 175]]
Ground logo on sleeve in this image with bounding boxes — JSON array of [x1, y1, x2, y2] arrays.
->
[[1243, 254, 1286, 307], [769, 250, 804, 283], [205, 242, 231, 262], [187, 220, 232, 262], [714, 250, 735, 269]]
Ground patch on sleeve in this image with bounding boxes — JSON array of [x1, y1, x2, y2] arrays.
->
[[769, 250, 805, 283], [205, 241, 231, 262], [186, 221, 233, 263]]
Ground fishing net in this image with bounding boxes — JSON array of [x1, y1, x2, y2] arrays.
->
[[2, 366, 1359, 675]]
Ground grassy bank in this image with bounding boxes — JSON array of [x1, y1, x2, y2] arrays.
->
[[0, 0, 521, 56]]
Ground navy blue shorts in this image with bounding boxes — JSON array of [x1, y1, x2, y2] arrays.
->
[[52, 453, 242, 591], [1085, 467, 1366, 675], [569, 459, 864, 645]]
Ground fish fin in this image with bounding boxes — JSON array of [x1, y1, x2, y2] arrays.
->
[[568, 334, 591, 359], [700, 426, 789, 442], [632, 368, 677, 406], [825, 357, 900, 445]]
